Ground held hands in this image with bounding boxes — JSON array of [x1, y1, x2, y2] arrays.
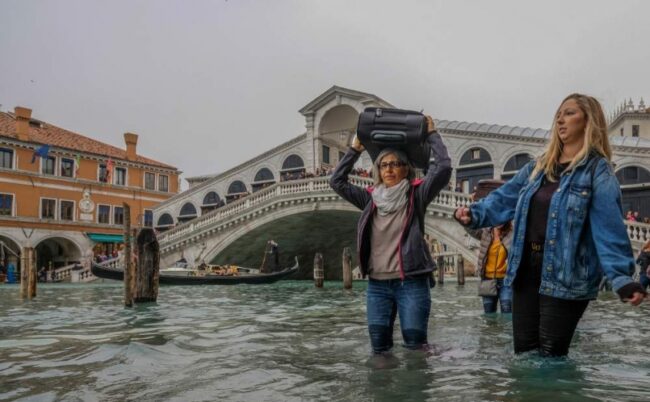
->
[[624, 291, 646, 306], [454, 207, 472, 225], [351, 135, 365, 152]]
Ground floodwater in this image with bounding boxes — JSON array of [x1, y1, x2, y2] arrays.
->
[[1, 281, 649, 402]]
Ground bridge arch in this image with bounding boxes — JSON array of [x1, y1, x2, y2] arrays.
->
[[177, 202, 199, 223], [226, 180, 248, 203], [252, 167, 276, 193], [156, 213, 175, 231], [501, 152, 534, 180], [280, 154, 306, 180], [455, 146, 494, 193], [201, 190, 223, 214], [615, 165, 650, 219]]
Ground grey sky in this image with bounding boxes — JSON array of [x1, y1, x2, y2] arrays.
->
[[1, 0, 649, 187]]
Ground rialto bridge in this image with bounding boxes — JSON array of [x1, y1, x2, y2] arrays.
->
[[153, 86, 650, 275]]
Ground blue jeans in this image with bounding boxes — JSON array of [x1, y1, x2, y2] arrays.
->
[[366, 276, 431, 354], [482, 278, 512, 313]]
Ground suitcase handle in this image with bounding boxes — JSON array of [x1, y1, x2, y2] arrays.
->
[[371, 131, 407, 144]]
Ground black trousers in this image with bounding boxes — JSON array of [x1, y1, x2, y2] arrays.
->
[[512, 246, 589, 357]]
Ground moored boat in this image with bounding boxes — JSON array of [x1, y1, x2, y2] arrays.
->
[[91, 257, 299, 285]]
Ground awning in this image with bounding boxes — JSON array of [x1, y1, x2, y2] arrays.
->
[[87, 233, 124, 243]]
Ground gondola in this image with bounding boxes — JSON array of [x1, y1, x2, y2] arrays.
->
[[91, 256, 299, 285]]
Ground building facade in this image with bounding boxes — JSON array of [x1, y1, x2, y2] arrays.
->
[[0, 106, 180, 276]]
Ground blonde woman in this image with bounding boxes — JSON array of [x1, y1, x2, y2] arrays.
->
[[455, 94, 646, 357]]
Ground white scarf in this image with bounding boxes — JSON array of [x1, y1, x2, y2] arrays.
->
[[372, 179, 410, 216]]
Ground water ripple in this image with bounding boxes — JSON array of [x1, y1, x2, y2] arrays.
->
[[1, 282, 650, 401]]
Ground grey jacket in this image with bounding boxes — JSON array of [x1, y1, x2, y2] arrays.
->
[[329, 132, 452, 279]]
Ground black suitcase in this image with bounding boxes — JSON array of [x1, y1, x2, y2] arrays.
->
[[356, 107, 430, 169]]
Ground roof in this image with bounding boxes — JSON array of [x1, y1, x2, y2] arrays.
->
[[298, 85, 394, 115], [436, 119, 650, 149], [0, 111, 177, 170]]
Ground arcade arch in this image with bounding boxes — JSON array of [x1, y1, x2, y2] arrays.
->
[[280, 155, 306, 181], [456, 147, 494, 193], [252, 167, 276, 193], [201, 191, 223, 214], [226, 180, 248, 203], [616, 165, 650, 219], [178, 202, 198, 223]]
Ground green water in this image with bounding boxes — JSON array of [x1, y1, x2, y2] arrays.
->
[[1, 281, 649, 402]]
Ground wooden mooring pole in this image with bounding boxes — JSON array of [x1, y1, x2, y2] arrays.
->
[[123, 203, 134, 307], [437, 256, 445, 286], [456, 255, 465, 285], [20, 247, 36, 299], [342, 247, 352, 289], [314, 253, 324, 288], [133, 228, 160, 303]]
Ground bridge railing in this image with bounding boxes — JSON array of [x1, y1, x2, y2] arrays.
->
[[156, 176, 645, 247]]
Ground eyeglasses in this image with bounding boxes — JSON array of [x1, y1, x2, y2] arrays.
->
[[379, 161, 407, 170]]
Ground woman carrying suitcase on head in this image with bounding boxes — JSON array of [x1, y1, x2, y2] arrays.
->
[[455, 93, 646, 357], [330, 115, 452, 354]]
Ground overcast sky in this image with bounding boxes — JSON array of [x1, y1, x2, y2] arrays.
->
[[1, 0, 649, 187]]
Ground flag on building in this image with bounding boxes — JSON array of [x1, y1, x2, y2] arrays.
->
[[30, 145, 50, 163], [74, 154, 81, 176], [105, 158, 114, 183]]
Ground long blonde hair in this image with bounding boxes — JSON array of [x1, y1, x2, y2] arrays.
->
[[531, 93, 612, 181]]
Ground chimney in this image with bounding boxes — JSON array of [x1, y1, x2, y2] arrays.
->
[[124, 132, 138, 161], [15, 106, 32, 142]]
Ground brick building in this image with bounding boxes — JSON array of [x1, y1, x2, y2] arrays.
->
[[0, 106, 180, 278]]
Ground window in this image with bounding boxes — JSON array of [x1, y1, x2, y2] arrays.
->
[[60, 200, 74, 221], [98, 164, 108, 183], [144, 210, 153, 227], [98, 205, 111, 224], [114, 167, 126, 186], [322, 145, 330, 164], [113, 206, 124, 225], [0, 148, 13, 169], [471, 149, 481, 160], [41, 198, 56, 219], [144, 172, 156, 190], [42, 156, 56, 175], [158, 175, 169, 192], [633, 125, 640, 138], [0, 194, 13, 216], [61, 158, 74, 177]]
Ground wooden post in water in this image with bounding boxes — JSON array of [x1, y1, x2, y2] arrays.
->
[[133, 228, 160, 303], [314, 253, 324, 288], [123, 203, 134, 307], [456, 255, 465, 285], [437, 256, 445, 285], [342, 247, 352, 289], [20, 247, 35, 299], [28, 248, 36, 298]]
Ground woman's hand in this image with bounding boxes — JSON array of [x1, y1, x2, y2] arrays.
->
[[424, 115, 435, 134], [351, 135, 365, 152], [454, 207, 472, 225], [624, 291, 646, 306]]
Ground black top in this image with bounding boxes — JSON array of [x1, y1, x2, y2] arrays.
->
[[525, 162, 569, 244]]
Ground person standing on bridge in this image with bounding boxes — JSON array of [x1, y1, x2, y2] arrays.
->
[[330, 115, 452, 354], [454, 93, 646, 357]]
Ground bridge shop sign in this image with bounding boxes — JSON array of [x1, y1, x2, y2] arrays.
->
[[78, 189, 95, 222]]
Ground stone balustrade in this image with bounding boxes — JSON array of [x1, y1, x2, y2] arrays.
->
[[155, 176, 644, 254]]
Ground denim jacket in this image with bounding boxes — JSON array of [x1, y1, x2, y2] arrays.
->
[[330, 133, 452, 279], [468, 154, 635, 300]]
